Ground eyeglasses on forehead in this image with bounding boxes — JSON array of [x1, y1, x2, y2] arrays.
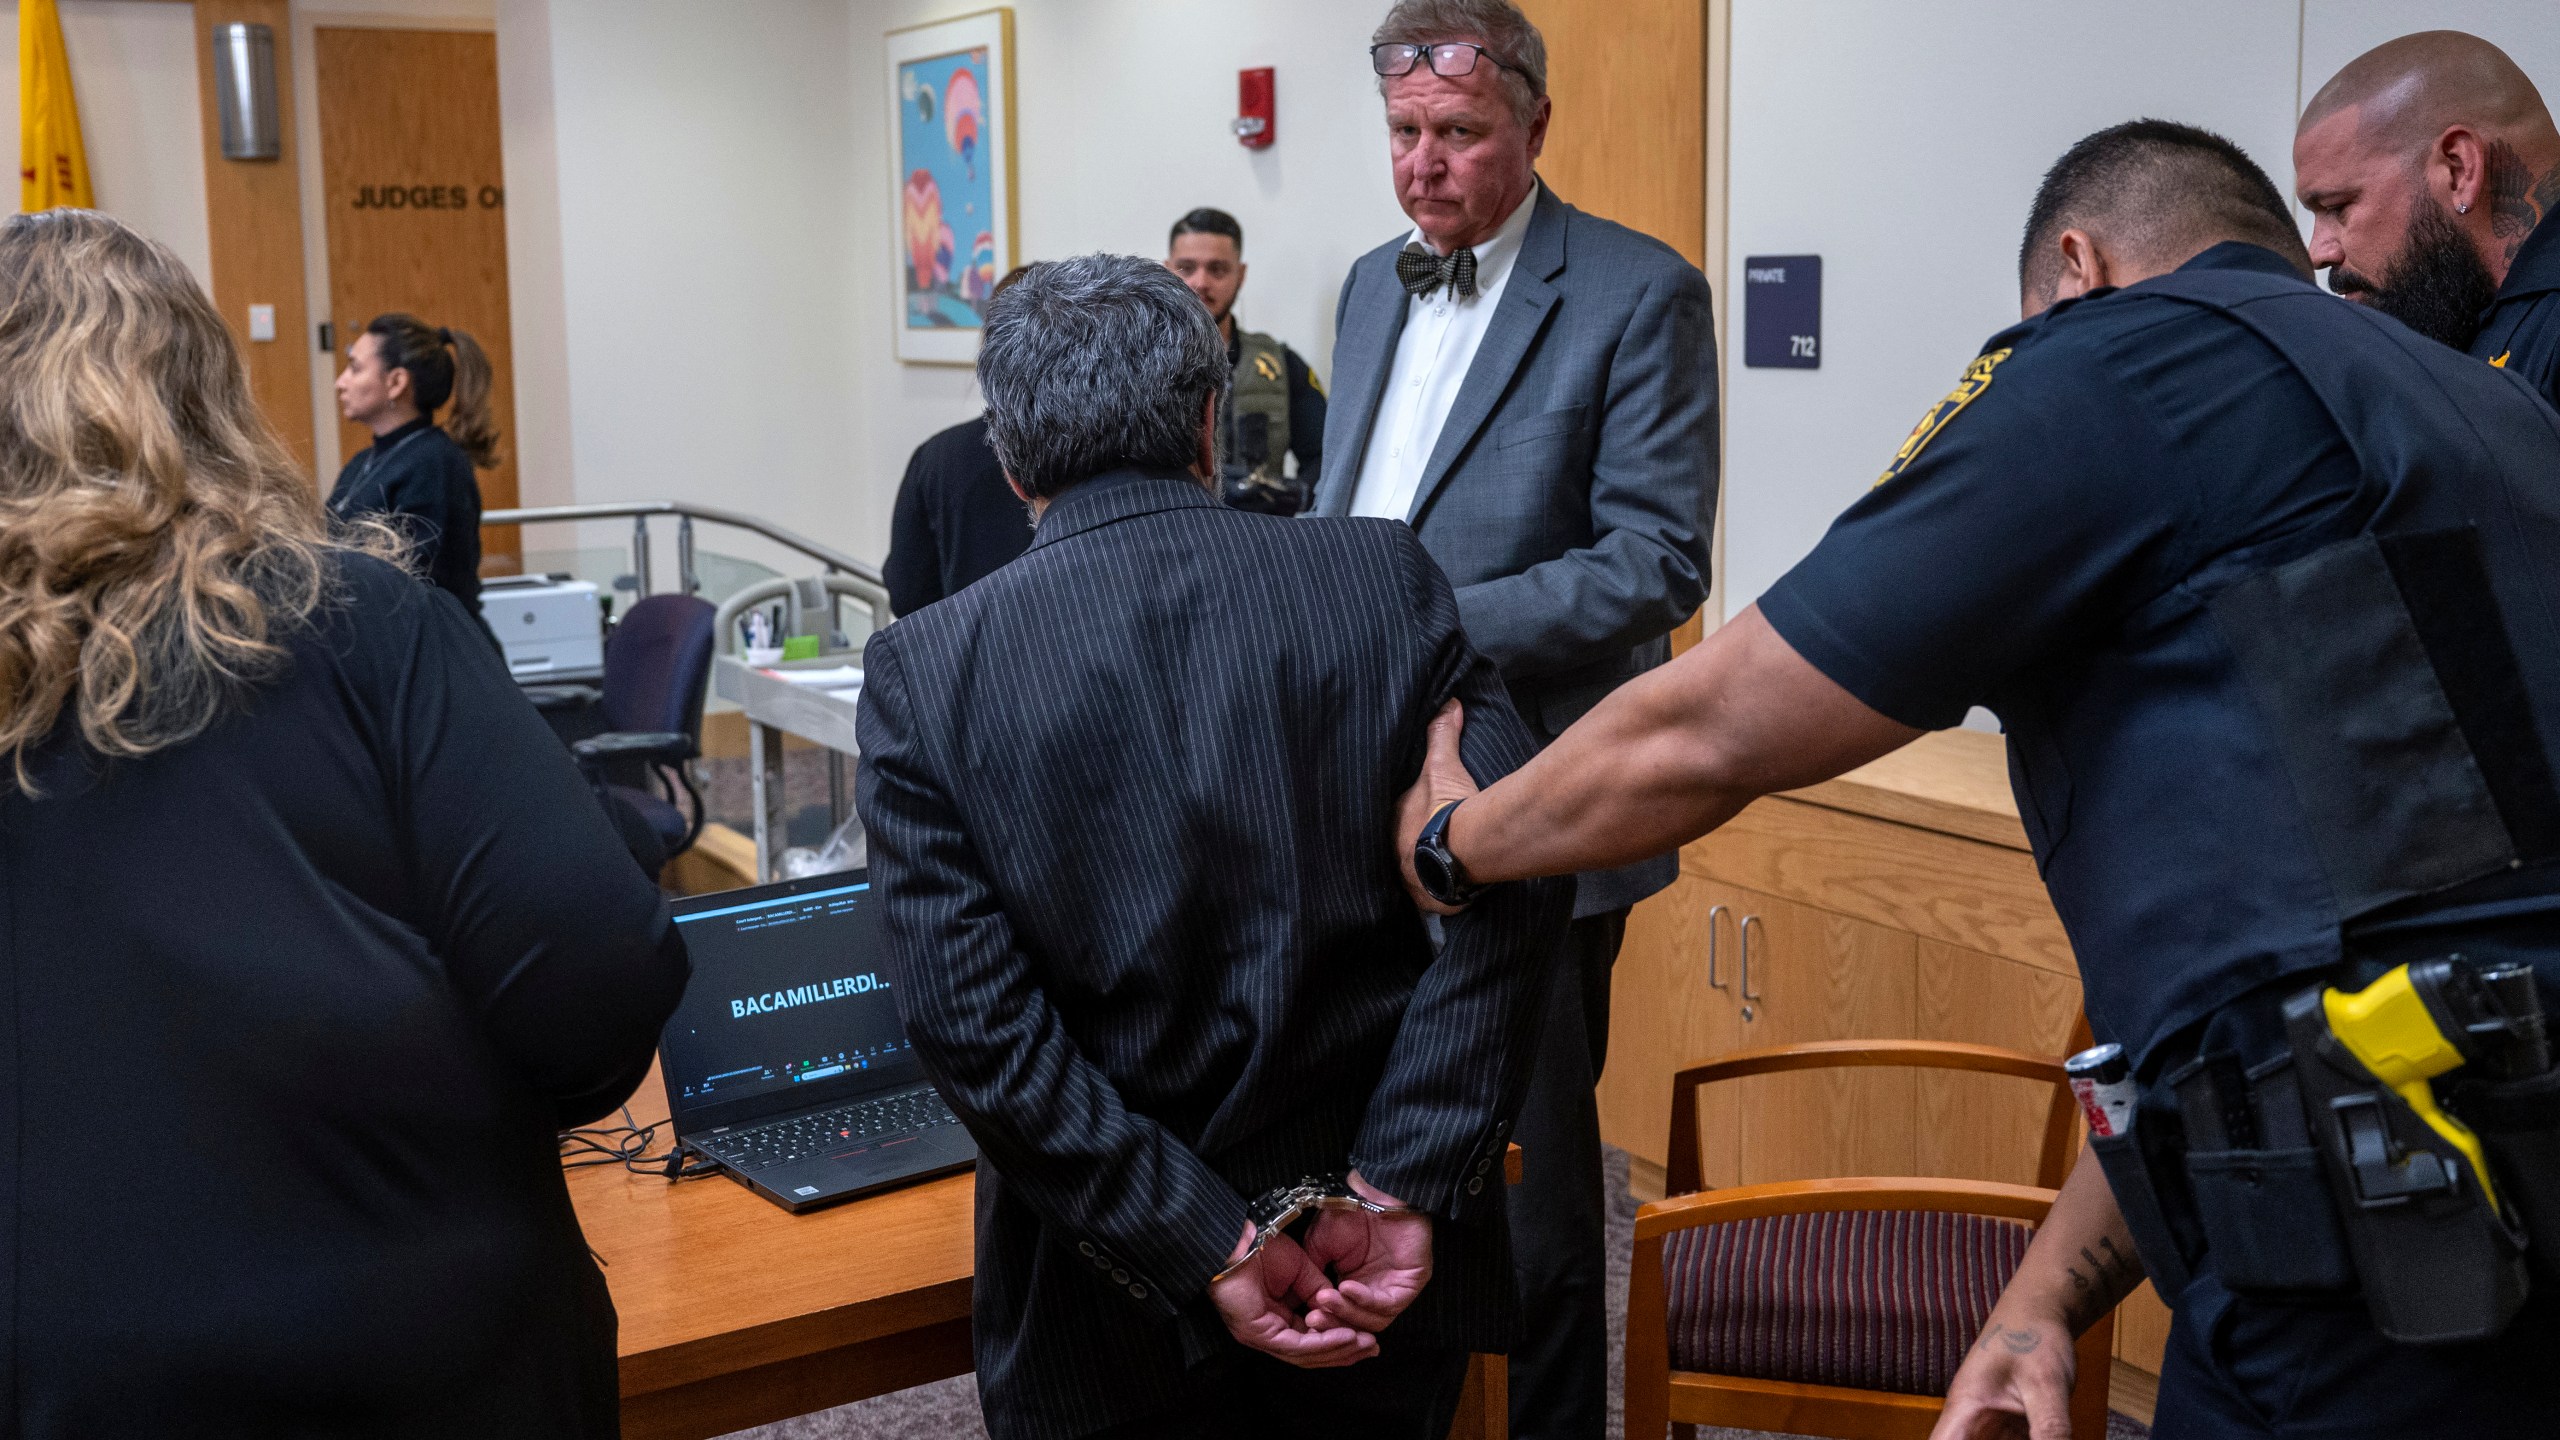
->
[[1370, 41, 1526, 83]]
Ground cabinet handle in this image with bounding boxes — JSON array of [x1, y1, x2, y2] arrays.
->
[[1705, 904, 1730, 989], [1739, 913, 1765, 1004]]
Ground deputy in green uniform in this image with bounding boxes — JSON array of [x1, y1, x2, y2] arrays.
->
[[1397, 121, 2560, 1438], [2294, 31, 2560, 408], [1166, 208, 1327, 514]]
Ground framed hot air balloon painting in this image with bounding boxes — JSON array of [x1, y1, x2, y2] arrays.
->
[[887, 8, 1017, 364]]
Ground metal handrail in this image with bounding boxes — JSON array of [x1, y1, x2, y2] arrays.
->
[[484, 500, 890, 629]]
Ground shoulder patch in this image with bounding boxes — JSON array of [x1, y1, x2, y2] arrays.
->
[[1875, 348, 2011, 488]]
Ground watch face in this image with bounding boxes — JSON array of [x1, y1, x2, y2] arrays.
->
[[1415, 845, 1456, 901]]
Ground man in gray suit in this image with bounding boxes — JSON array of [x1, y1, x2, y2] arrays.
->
[[1310, 2, 1717, 1434]]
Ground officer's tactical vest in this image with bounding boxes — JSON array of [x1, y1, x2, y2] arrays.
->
[[2005, 265, 2560, 1069], [1225, 328, 1292, 492], [2155, 268, 2560, 910]]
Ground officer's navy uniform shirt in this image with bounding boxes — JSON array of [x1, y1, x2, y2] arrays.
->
[[2474, 214, 2560, 411], [1760, 242, 2560, 1072], [327, 416, 486, 619]]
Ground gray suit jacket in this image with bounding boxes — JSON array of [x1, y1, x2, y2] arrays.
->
[[1314, 185, 1718, 916]]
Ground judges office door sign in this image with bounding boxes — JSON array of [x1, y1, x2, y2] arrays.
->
[[1744, 255, 1820, 368]]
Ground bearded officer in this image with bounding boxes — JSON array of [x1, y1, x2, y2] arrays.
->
[[1165, 207, 1327, 514], [1397, 119, 2560, 1439], [2294, 31, 2560, 408]]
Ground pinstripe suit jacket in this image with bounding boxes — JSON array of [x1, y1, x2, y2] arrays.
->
[[855, 469, 1571, 1440]]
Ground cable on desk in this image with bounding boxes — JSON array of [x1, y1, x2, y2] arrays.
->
[[558, 1106, 717, 1179]]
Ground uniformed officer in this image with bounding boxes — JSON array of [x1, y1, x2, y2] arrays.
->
[[1395, 120, 2560, 1437], [1165, 207, 1327, 514], [2294, 31, 2560, 408]]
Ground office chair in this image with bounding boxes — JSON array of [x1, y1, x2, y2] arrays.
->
[[552, 594, 716, 864], [1625, 1025, 2114, 1440]]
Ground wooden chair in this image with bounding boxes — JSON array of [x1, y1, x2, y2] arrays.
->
[[1625, 1033, 2114, 1440]]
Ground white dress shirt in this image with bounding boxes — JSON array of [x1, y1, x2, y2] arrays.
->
[[1347, 183, 1542, 521]]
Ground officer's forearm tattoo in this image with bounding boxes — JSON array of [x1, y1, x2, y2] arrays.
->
[[2059, 1235, 2143, 1333], [2486, 140, 2560, 264], [1974, 1320, 2045, 1357]]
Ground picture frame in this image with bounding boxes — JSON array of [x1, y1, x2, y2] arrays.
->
[[885, 8, 1018, 365]]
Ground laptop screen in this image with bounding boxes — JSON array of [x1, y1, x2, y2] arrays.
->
[[662, 873, 924, 1132]]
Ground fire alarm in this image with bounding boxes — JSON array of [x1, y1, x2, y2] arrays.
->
[[1233, 67, 1275, 148]]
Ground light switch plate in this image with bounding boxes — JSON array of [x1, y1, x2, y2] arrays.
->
[[247, 303, 276, 342]]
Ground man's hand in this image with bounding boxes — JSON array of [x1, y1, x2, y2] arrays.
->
[[1930, 1311, 2078, 1440], [1208, 1220, 1377, 1368], [1397, 700, 1480, 915], [1301, 1171, 1433, 1332], [1931, 1147, 2139, 1440]]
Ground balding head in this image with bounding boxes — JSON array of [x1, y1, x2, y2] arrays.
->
[[2296, 31, 2560, 345], [2302, 31, 2553, 162], [2018, 120, 2309, 315]]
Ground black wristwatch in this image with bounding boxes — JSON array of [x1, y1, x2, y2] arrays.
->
[[1413, 800, 1482, 908]]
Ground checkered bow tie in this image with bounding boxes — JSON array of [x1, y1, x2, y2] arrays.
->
[[1396, 243, 1478, 300]]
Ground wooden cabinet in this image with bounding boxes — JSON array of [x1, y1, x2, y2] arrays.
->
[[1599, 729, 2175, 1380]]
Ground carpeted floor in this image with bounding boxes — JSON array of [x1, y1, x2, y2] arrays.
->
[[720, 1148, 2149, 1440]]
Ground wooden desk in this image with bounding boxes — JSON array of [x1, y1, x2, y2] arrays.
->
[[567, 1064, 976, 1440], [569, 1067, 1520, 1438]]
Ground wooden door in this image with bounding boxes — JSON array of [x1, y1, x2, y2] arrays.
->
[[1727, 886, 1918, 1184], [313, 26, 518, 568], [1599, 872, 1744, 1185], [1913, 940, 2082, 1187], [1516, 0, 1705, 266]]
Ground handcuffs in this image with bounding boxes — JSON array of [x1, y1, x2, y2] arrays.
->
[[1209, 1173, 1415, 1284]]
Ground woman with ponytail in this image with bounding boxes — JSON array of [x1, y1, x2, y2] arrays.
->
[[0, 211, 685, 1434], [330, 312, 502, 624]]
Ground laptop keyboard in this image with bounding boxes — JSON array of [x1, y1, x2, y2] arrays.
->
[[700, 1088, 963, 1172]]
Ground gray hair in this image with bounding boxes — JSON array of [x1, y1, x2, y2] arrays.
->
[[1373, 0, 1548, 127], [976, 254, 1230, 500]]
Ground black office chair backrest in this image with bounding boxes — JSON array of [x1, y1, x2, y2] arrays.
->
[[601, 594, 716, 741]]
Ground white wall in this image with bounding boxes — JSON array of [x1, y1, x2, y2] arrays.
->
[[513, 0, 863, 579], [0, 0, 211, 289], [2302, 1, 2560, 120], [1717, 0, 2560, 618], [500, 0, 1413, 571], [839, 0, 1414, 562], [502, 0, 2560, 584], [1717, 0, 2308, 614]]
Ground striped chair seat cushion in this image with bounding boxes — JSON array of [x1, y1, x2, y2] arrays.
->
[[1661, 1208, 2034, 1396]]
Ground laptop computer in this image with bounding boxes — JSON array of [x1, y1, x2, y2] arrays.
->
[[661, 871, 977, 1213]]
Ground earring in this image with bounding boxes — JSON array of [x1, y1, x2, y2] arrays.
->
[[2458, 202, 2472, 214]]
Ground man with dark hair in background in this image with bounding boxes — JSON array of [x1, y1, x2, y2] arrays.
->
[[1392, 118, 2560, 1439], [1164, 207, 1326, 514], [2295, 31, 2560, 406], [1314, 2, 1717, 1433], [883, 268, 1036, 614], [857, 252, 1568, 1440]]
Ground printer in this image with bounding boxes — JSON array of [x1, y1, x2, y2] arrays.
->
[[479, 575, 604, 683]]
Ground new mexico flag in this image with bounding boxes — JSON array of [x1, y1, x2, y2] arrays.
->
[[20, 0, 92, 212]]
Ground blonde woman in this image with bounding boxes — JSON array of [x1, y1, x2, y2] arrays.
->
[[0, 210, 687, 1435]]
